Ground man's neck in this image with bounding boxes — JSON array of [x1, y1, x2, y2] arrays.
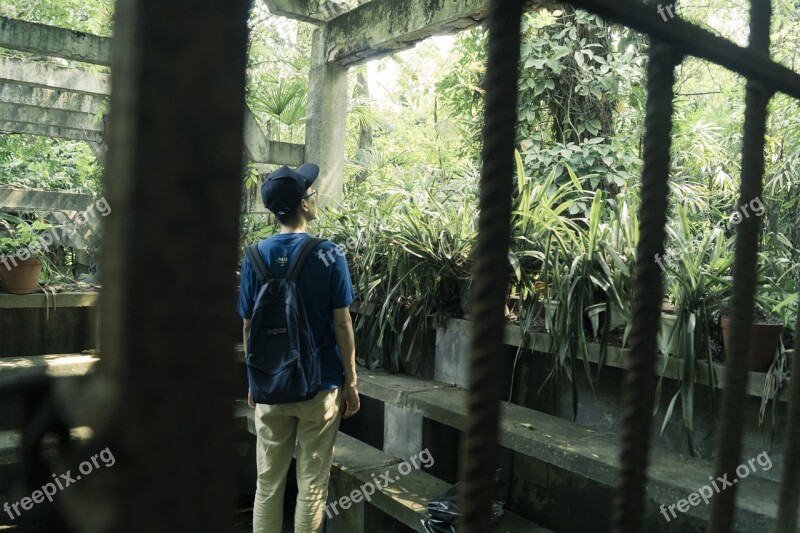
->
[[280, 220, 308, 234]]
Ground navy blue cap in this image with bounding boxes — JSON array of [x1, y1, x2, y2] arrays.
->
[[261, 163, 320, 216]]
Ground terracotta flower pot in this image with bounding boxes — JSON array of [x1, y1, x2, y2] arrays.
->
[[720, 316, 784, 372], [0, 257, 42, 295]]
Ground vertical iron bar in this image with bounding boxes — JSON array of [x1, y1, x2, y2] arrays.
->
[[84, 0, 252, 531], [710, 1, 772, 531], [777, 312, 800, 532], [612, 40, 681, 533], [457, 0, 522, 531]]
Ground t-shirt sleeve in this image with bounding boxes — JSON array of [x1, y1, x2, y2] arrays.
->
[[237, 256, 257, 319], [329, 246, 355, 309]]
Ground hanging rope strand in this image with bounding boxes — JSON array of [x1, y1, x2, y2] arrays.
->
[[709, 1, 773, 531], [457, 0, 523, 531], [612, 40, 682, 533]]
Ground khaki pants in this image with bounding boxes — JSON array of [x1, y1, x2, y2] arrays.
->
[[253, 388, 342, 533]]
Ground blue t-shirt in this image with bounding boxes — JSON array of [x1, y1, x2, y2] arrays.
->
[[237, 233, 354, 389]]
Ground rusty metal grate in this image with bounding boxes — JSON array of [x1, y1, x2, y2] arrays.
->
[[460, 1, 800, 532]]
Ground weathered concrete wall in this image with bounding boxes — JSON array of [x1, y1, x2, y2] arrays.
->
[[383, 403, 423, 460], [0, 307, 97, 358], [340, 394, 384, 450], [434, 322, 471, 388], [510, 349, 788, 484]]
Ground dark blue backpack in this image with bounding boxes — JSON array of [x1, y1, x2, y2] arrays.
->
[[245, 237, 324, 404]]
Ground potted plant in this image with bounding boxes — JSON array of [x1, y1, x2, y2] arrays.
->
[[0, 217, 52, 295], [719, 245, 798, 372], [659, 297, 679, 356], [656, 208, 733, 455], [720, 309, 784, 372]]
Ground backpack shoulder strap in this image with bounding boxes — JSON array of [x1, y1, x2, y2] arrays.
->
[[245, 243, 272, 283], [286, 237, 325, 282]]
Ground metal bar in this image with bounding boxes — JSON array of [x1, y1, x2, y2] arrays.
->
[[567, 0, 800, 100], [611, 40, 681, 533], [71, 0, 252, 530], [710, 1, 773, 531], [457, 0, 523, 531], [776, 311, 800, 532]]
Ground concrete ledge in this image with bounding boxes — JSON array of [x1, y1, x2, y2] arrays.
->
[[357, 369, 781, 531], [0, 292, 99, 309], [353, 304, 789, 403], [0, 354, 98, 384], [0, 427, 93, 466], [500, 320, 791, 402]]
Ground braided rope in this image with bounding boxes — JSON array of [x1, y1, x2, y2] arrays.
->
[[457, 0, 523, 531], [709, 1, 772, 531], [612, 41, 682, 533]]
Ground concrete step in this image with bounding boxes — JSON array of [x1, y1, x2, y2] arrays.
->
[[234, 402, 549, 532], [6, 353, 783, 530], [0, 427, 93, 467], [355, 369, 783, 532], [0, 353, 99, 384]]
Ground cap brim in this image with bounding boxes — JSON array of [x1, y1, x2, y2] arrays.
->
[[296, 163, 320, 187]]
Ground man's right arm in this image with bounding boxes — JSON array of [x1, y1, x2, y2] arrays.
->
[[243, 319, 254, 408], [333, 307, 360, 418]]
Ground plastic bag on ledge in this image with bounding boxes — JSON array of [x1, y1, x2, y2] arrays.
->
[[422, 480, 505, 533]]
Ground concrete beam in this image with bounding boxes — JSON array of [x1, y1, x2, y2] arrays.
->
[[0, 101, 103, 133], [0, 187, 95, 212], [262, 0, 353, 24], [242, 106, 305, 166], [0, 18, 292, 165], [262, 0, 322, 23], [325, 0, 541, 66], [0, 57, 110, 96], [0, 120, 103, 143], [0, 83, 106, 113], [266, 141, 305, 166], [0, 16, 111, 66]]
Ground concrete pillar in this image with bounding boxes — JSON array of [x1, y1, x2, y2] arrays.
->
[[305, 25, 348, 207], [326, 472, 366, 533], [434, 320, 471, 388], [384, 404, 423, 459]]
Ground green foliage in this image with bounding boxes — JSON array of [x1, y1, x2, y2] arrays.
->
[[0, 135, 102, 194], [246, 3, 311, 144], [439, 8, 645, 198], [318, 168, 478, 372], [0, 215, 52, 258], [0, 0, 114, 36]]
